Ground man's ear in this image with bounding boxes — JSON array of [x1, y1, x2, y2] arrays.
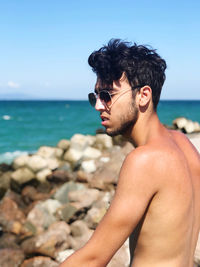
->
[[137, 86, 152, 107]]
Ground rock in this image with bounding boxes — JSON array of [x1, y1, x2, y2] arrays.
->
[[21, 221, 71, 258], [13, 154, 29, 169], [183, 120, 196, 134], [194, 233, 200, 265], [56, 203, 78, 222], [68, 229, 93, 251], [70, 220, 91, 237], [47, 170, 73, 183], [4, 189, 26, 210], [53, 181, 85, 204], [0, 248, 25, 267], [0, 233, 19, 249], [57, 139, 70, 151], [83, 147, 101, 160], [46, 158, 60, 170], [21, 256, 59, 267], [0, 171, 11, 199], [0, 163, 13, 172], [81, 160, 97, 173], [95, 134, 113, 149], [57, 161, 72, 172], [68, 221, 93, 251], [68, 188, 100, 209], [56, 249, 75, 263], [173, 117, 188, 129], [189, 135, 200, 153], [89, 147, 126, 189], [36, 168, 52, 182], [107, 239, 130, 267], [0, 196, 25, 234], [37, 146, 63, 159], [84, 206, 107, 229], [70, 134, 95, 151], [173, 117, 200, 134], [26, 201, 57, 233], [11, 167, 35, 185], [40, 199, 62, 215], [93, 191, 113, 210], [21, 186, 49, 205], [26, 155, 47, 172], [100, 157, 110, 163], [76, 170, 91, 183], [63, 148, 83, 163]]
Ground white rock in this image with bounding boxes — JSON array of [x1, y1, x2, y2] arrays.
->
[[12, 154, 30, 169], [40, 199, 62, 215], [96, 134, 113, 149], [86, 135, 96, 146], [37, 146, 55, 158], [83, 147, 101, 159], [194, 122, 200, 132], [81, 160, 96, 173], [68, 188, 100, 208], [26, 155, 47, 172], [11, 167, 35, 184], [36, 168, 52, 182], [183, 120, 196, 134], [56, 249, 75, 263], [70, 134, 91, 151], [37, 146, 63, 159], [100, 157, 110, 163], [57, 139, 70, 150], [46, 158, 60, 170], [173, 117, 188, 129], [55, 147, 64, 159], [107, 239, 130, 267], [84, 206, 107, 228], [189, 136, 200, 153], [63, 148, 83, 163]]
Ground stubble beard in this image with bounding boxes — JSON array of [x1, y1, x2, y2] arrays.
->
[[106, 104, 139, 137]]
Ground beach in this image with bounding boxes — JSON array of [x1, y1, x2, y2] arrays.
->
[[0, 100, 200, 266], [0, 129, 200, 266]]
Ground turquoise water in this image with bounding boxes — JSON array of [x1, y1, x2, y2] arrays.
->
[[0, 100, 200, 163]]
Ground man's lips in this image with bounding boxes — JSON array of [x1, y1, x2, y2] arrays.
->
[[100, 115, 109, 126]]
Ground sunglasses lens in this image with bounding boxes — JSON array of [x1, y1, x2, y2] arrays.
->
[[88, 93, 96, 107], [100, 91, 112, 106]]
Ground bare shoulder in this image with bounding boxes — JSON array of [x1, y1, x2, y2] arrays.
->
[[119, 145, 165, 191], [122, 144, 173, 175], [121, 138, 189, 185]]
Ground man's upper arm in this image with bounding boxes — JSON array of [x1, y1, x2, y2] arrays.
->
[[84, 148, 160, 265]]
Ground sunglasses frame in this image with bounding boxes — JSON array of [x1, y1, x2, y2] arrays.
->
[[88, 85, 144, 109]]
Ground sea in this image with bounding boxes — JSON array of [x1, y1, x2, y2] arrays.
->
[[0, 100, 200, 164]]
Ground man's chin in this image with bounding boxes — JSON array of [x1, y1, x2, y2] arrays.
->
[[106, 128, 125, 137]]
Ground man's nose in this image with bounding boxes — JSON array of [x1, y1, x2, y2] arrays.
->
[[95, 97, 106, 111]]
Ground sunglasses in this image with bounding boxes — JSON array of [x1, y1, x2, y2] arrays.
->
[[88, 85, 143, 109]]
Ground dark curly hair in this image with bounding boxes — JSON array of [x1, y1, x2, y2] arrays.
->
[[88, 39, 167, 110]]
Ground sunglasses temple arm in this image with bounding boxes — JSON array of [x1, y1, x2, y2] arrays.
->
[[109, 88, 132, 109]]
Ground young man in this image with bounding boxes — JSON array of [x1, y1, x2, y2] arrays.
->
[[60, 39, 200, 267]]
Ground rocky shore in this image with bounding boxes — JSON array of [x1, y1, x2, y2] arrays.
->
[[0, 118, 200, 267]]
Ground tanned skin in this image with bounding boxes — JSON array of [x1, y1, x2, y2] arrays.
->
[[59, 77, 200, 267]]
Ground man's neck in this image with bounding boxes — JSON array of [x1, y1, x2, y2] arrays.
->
[[127, 112, 165, 147]]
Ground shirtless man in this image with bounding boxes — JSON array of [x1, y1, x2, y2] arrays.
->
[[60, 39, 200, 267]]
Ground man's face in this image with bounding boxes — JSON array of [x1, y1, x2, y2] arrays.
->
[[94, 78, 139, 137]]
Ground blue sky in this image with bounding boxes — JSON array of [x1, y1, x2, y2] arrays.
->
[[0, 0, 199, 100]]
